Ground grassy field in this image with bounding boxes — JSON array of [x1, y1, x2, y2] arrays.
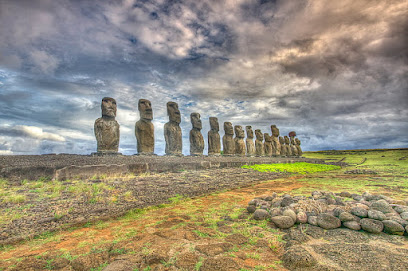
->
[[0, 149, 407, 270], [299, 149, 408, 198]]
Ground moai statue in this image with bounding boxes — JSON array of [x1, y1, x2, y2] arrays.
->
[[94, 97, 120, 155], [295, 138, 303, 157], [245, 126, 255, 156], [284, 136, 292, 156], [222, 122, 235, 155], [255, 129, 264, 156], [289, 131, 298, 157], [135, 99, 154, 155], [164, 101, 182, 156], [271, 125, 281, 156], [264, 133, 273, 157], [279, 136, 286, 157], [189, 113, 204, 156], [208, 117, 221, 156], [234, 125, 246, 156]]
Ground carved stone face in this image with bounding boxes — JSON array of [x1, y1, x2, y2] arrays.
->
[[246, 126, 254, 139], [209, 117, 219, 131], [138, 99, 153, 121], [191, 113, 202, 130], [101, 97, 117, 118], [284, 136, 290, 144], [271, 125, 279, 137], [234, 125, 245, 138], [255, 129, 263, 141], [224, 122, 234, 135], [295, 138, 301, 145], [167, 101, 181, 124], [279, 136, 284, 144], [264, 133, 272, 142]]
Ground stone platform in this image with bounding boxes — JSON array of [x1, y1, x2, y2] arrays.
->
[[0, 154, 325, 182]]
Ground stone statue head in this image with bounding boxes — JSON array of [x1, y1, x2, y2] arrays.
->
[[271, 125, 279, 137], [289, 131, 296, 138], [167, 101, 181, 124], [284, 136, 290, 144], [295, 138, 301, 145], [101, 97, 117, 118], [264, 133, 272, 142], [209, 117, 219, 132], [234, 125, 245, 138], [279, 136, 284, 144], [191, 112, 202, 130], [138, 99, 153, 121], [246, 126, 254, 139], [224, 122, 234, 135], [255, 129, 263, 141]]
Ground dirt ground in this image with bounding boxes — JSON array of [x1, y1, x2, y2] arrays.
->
[[1, 149, 407, 270]]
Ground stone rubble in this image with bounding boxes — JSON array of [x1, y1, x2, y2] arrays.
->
[[247, 190, 408, 236]]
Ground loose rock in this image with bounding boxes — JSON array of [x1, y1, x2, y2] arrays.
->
[[317, 213, 341, 229], [296, 212, 308, 224], [339, 212, 357, 222], [282, 209, 297, 223], [371, 199, 393, 213], [394, 205, 408, 213], [400, 212, 408, 220], [351, 207, 368, 218], [343, 221, 361, 231], [382, 220, 405, 235], [246, 205, 256, 214], [368, 209, 387, 221], [252, 209, 269, 220], [360, 218, 384, 233], [308, 216, 318, 226], [271, 215, 295, 229]]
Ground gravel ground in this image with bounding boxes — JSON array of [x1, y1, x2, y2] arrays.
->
[[0, 167, 285, 245]]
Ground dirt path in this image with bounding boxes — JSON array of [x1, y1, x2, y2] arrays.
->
[[1, 176, 302, 270]]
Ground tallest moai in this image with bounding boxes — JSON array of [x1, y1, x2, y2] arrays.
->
[[135, 99, 154, 155], [164, 101, 182, 156], [94, 97, 120, 154]]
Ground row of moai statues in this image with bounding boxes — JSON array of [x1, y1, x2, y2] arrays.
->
[[94, 97, 302, 157]]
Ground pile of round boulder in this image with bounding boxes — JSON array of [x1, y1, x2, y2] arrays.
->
[[247, 191, 408, 235]]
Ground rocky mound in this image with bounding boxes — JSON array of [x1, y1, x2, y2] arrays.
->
[[247, 191, 408, 235]]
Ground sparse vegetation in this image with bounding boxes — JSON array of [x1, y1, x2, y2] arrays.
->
[[242, 162, 341, 174], [0, 149, 407, 270]]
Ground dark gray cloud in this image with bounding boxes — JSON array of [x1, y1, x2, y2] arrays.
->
[[0, 0, 407, 155]]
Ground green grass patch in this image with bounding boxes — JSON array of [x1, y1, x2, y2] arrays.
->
[[242, 162, 341, 174]]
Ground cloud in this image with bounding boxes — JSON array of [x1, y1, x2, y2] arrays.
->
[[0, 125, 65, 142], [0, 0, 407, 155]]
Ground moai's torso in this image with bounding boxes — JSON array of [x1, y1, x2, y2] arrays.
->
[[264, 141, 273, 156], [280, 144, 286, 156], [255, 139, 264, 156], [296, 143, 303, 157], [286, 144, 292, 156], [164, 122, 182, 155], [208, 130, 221, 155], [290, 140, 298, 157], [135, 120, 154, 154], [94, 118, 120, 153], [235, 137, 246, 156], [190, 129, 204, 155], [223, 135, 235, 155], [272, 136, 281, 156], [246, 138, 255, 156]]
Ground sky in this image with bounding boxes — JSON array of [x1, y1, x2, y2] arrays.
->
[[0, 0, 407, 155]]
